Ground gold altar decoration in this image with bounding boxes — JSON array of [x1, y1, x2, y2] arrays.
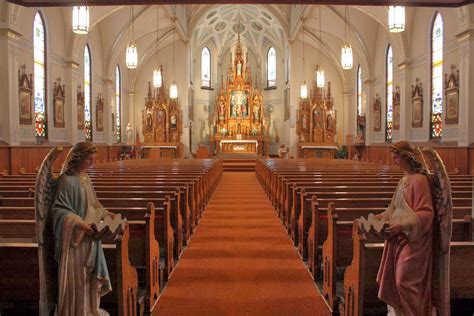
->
[[209, 35, 269, 156], [296, 81, 337, 158], [142, 81, 183, 145]]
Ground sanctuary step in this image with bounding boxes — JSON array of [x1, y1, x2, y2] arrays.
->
[[222, 158, 256, 172]]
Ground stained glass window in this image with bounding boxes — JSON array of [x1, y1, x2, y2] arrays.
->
[[386, 45, 393, 141], [34, 12, 47, 138], [267, 47, 276, 87], [357, 65, 362, 116], [116, 65, 121, 142], [201, 47, 211, 87], [84, 45, 92, 141], [431, 13, 443, 138]]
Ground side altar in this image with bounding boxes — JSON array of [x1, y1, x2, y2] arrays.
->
[[141, 81, 184, 158], [209, 35, 269, 156], [296, 81, 338, 159]]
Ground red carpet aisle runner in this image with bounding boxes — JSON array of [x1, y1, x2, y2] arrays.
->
[[154, 172, 331, 316]]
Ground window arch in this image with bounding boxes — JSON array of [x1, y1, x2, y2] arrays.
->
[[84, 44, 92, 141], [267, 46, 276, 88], [431, 12, 443, 138], [385, 45, 393, 141], [116, 65, 122, 142], [33, 11, 47, 138], [201, 47, 211, 88], [357, 65, 362, 116]]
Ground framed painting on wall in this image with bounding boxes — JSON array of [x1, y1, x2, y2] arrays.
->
[[18, 65, 33, 125], [445, 65, 459, 124], [411, 79, 423, 128], [373, 94, 382, 132], [77, 86, 85, 130], [393, 86, 401, 130], [96, 93, 104, 132], [53, 78, 65, 128]]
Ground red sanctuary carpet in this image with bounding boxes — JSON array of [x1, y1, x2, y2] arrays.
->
[[154, 172, 331, 315]]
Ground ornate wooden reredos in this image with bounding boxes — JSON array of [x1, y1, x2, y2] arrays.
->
[[211, 34, 265, 137], [296, 81, 336, 144], [142, 82, 183, 143]]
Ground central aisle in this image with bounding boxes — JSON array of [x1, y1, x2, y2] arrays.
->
[[154, 172, 330, 315]]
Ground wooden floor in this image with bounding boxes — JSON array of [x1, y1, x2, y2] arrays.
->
[[154, 172, 331, 315]]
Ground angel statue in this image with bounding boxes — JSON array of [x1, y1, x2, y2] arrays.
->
[[35, 142, 120, 316], [374, 141, 452, 316]]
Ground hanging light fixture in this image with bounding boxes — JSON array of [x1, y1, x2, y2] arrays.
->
[[388, 6, 405, 33], [317, 5, 325, 88], [300, 19, 307, 99], [152, 6, 162, 88], [72, 6, 89, 34], [316, 65, 325, 88], [341, 6, 353, 70], [126, 5, 138, 69], [170, 22, 178, 99]]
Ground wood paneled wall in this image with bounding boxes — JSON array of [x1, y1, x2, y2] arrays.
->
[[349, 145, 474, 175], [2, 145, 124, 175]]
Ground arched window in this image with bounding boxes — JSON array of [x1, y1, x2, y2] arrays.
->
[[357, 65, 362, 116], [431, 13, 443, 138], [84, 45, 92, 141], [201, 47, 211, 88], [267, 46, 276, 88], [116, 65, 122, 142], [385, 45, 393, 141], [34, 12, 47, 138]]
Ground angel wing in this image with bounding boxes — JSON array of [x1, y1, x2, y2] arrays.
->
[[35, 146, 63, 316], [421, 147, 452, 316], [60, 146, 74, 176], [421, 147, 453, 252]]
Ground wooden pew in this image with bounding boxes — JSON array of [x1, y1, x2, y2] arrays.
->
[[321, 204, 473, 312], [0, 225, 138, 316], [342, 220, 474, 316]]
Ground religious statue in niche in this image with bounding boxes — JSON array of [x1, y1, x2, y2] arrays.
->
[[18, 64, 33, 125], [237, 60, 242, 76], [393, 86, 401, 130], [252, 96, 260, 123], [53, 78, 66, 128], [313, 108, 322, 129], [170, 114, 177, 129], [302, 113, 308, 131], [126, 123, 133, 145], [445, 65, 459, 124], [156, 109, 166, 127], [77, 86, 85, 130], [411, 79, 423, 128], [355, 115, 366, 144], [145, 110, 153, 130], [95, 93, 104, 132], [326, 112, 335, 132], [230, 91, 248, 119], [218, 97, 226, 122], [373, 94, 382, 132]]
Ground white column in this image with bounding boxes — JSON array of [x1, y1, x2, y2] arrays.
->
[[341, 88, 349, 145], [102, 76, 115, 145], [364, 77, 376, 145], [457, 29, 474, 146], [0, 27, 21, 145], [64, 58, 81, 144], [398, 60, 412, 141]]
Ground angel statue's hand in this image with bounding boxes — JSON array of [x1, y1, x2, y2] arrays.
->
[[81, 223, 95, 236], [384, 223, 401, 238], [373, 213, 384, 220]]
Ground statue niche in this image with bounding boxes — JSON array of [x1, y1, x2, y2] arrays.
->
[[142, 82, 182, 144]]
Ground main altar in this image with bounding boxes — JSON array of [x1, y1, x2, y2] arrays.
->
[[141, 81, 184, 158], [209, 35, 269, 156], [296, 81, 338, 158]]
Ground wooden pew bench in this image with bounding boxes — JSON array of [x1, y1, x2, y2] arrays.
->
[[0, 226, 138, 316]]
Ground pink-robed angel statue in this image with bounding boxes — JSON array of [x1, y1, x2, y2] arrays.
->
[[375, 141, 452, 316]]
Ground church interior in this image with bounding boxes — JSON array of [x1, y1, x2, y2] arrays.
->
[[0, 0, 473, 315]]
